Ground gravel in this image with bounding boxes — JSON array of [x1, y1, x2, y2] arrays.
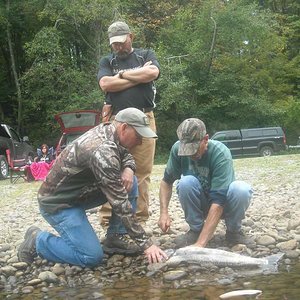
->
[[0, 154, 299, 297]]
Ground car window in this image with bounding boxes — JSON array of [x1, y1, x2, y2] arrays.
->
[[243, 129, 261, 138], [212, 133, 226, 141], [9, 127, 21, 142], [263, 129, 278, 136], [66, 133, 83, 144], [226, 130, 241, 140], [212, 130, 241, 141]]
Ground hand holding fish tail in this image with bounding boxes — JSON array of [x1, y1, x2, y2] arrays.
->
[[144, 245, 168, 264]]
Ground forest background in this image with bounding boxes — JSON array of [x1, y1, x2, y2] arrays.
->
[[0, 0, 299, 156]]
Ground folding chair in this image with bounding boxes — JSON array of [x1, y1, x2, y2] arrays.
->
[[36, 146, 55, 162], [5, 149, 28, 183]]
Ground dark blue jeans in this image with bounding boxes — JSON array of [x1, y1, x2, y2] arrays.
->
[[176, 175, 252, 233], [36, 176, 138, 267]]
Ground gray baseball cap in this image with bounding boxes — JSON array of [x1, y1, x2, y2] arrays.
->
[[108, 21, 130, 45], [115, 108, 157, 138], [177, 118, 207, 156]]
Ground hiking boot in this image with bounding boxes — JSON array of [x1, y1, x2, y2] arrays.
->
[[102, 233, 142, 255], [225, 230, 255, 247], [174, 230, 200, 248], [18, 226, 41, 264]]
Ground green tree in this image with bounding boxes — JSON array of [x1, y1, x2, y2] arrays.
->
[[0, 0, 45, 131], [0, 0, 299, 151], [19, 0, 120, 144], [155, 0, 291, 147]]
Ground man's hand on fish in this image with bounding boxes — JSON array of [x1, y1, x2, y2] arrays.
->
[[157, 213, 171, 233], [144, 245, 168, 264]]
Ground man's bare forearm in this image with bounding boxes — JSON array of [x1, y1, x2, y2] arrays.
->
[[159, 180, 172, 214], [158, 180, 173, 233], [194, 203, 224, 247], [99, 64, 159, 93], [122, 65, 159, 83], [99, 74, 137, 93]]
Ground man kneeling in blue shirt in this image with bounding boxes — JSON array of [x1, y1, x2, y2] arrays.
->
[[158, 118, 254, 248]]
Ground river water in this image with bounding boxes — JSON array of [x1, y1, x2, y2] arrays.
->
[[2, 261, 299, 300]]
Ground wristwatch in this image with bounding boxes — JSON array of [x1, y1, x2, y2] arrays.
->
[[118, 70, 125, 79]]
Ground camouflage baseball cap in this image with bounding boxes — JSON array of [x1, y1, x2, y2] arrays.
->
[[108, 21, 130, 45], [177, 118, 207, 156], [115, 108, 157, 138]]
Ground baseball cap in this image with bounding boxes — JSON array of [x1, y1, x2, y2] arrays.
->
[[108, 21, 130, 45], [177, 118, 207, 156], [115, 108, 157, 138]]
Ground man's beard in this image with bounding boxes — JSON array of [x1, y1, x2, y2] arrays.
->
[[116, 50, 130, 60]]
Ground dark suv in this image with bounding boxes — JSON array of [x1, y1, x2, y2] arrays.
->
[[211, 127, 287, 157]]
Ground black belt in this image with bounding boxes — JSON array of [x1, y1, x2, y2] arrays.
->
[[114, 107, 153, 114], [139, 107, 153, 113]]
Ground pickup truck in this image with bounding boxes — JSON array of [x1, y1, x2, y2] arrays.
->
[[288, 136, 300, 150], [211, 127, 287, 157], [0, 124, 35, 179]]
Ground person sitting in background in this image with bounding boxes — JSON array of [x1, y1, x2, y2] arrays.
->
[[26, 144, 55, 181], [34, 144, 54, 164]]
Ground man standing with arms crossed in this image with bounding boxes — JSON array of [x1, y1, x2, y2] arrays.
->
[[97, 21, 160, 223]]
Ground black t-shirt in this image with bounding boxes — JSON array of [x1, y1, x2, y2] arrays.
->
[[97, 48, 160, 112]]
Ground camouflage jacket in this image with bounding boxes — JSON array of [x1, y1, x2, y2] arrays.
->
[[38, 123, 153, 250]]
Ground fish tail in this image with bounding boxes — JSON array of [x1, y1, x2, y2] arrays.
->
[[263, 253, 284, 273]]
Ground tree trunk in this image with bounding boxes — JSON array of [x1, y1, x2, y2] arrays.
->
[[6, 0, 22, 132], [207, 16, 217, 76]]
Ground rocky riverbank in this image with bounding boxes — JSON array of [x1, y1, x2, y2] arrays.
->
[[0, 154, 300, 298]]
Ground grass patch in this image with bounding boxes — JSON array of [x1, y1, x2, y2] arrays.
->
[[0, 179, 41, 207], [152, 153, 300, 193], [232, 154, 300, 186], [0, 153, 299, 209]]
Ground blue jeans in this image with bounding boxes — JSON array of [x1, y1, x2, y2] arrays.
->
[[36, 176, 138, 267], [176, 175, 252, 233]]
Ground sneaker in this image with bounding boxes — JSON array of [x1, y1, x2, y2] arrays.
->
[[225, 230, 255, 247], [174, 230, 200, 248], [102, 233, 142, 255], [18, 226, 41, 264]]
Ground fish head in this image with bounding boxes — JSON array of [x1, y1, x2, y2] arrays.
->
[[164, 248, 176, 259]]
